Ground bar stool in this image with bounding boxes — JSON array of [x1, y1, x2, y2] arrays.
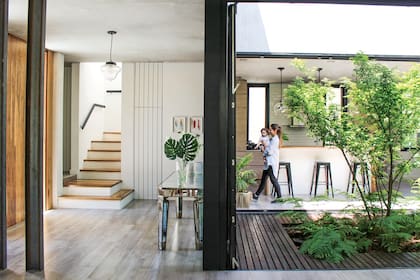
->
[[347, 162, 370, 194], [273, 162, 294, 197], [310, 161, 334, 198]]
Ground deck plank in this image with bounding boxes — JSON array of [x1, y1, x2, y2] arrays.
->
[[236, 213, 420, 270]]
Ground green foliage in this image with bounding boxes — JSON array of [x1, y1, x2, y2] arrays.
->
[[285, 53, 420, 217], [164, 133, 199, 162], [275, 197, 303, 207], [357, 212, 420, 253], [164, 138, 177, 160], [277, 210, 308, 222], [295, 213, 371, 262], [300, 228, 357, 263], [236, 154, 257, 192], [285, 211, 419, 262]]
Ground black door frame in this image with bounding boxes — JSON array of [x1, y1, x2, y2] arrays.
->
[[203, 0, 420, 271]]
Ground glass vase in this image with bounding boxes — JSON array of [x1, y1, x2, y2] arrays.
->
[[176, 159, 188, 187]]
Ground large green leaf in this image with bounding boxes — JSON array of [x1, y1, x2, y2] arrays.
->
[[176, 133, 199, 161], [164, 138, 178, 160]]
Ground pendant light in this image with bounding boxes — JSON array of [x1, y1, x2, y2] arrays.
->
[[273, 67, 286, 113], [317, 67, 322, 83], [101, 31, 121, 81]]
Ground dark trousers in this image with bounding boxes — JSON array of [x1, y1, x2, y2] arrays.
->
[[255, 166, 282, 198]]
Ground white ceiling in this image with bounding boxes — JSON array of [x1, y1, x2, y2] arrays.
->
[[237, 57, 418, 83], [8, 0, 204, 62]]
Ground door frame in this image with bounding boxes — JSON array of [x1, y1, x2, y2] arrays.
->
[[203, 0, 420, 271]]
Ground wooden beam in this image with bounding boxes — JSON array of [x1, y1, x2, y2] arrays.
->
[[0, 0, 8, 270], [25, 0, 46, 271]]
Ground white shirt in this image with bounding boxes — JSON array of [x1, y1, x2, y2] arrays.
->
[[263, 135, 280, 177], [259, 135, 270, 148]]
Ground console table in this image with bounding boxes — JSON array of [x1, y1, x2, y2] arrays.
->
[[158, 172, 203, 250]]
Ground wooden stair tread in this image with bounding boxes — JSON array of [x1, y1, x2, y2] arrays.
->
[[80, 168, 121, 172], [60, 189, 134, 201], [64, 179, 121, 187], [84, 159, 121, 162], [88, 149, 121, 152], [91, 140, 121, 143]]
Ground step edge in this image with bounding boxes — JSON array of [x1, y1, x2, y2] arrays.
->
[[79, 169, 121, 172], [88, 149, 121, 152], [59, 189, 134, 201]]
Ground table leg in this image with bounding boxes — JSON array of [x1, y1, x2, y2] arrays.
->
[[176, 196, 183, 218], [193, 198, 203, 250], [158, 196, 169, 250]]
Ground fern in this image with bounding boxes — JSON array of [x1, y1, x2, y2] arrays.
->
[[277, 211, 308, 222], [300, 228, 357, 263]]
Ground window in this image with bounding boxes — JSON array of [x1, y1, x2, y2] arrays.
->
[[247, 84, 268, 145]]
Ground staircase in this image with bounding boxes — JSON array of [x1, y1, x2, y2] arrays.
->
[[58, 132, 134, 209]]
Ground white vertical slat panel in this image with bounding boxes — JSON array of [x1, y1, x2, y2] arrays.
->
[[157, 63, 163, 199], [133, 62, 163, 199]]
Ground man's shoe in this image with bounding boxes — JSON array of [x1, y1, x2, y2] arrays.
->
[[252, 193, 259, 200]]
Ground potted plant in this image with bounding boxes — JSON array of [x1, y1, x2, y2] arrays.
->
[[236, 153, 257, 208], [164, 133, 199, 186]]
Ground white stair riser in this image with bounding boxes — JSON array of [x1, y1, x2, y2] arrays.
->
[[58, 196, 132, 210], [87, 151, 121, 160], [83, 161, 121, 169], [79, 171, 121, 180], [91, 142, 121, 150], [63, 183, 121, 196], [120, 192, 134, 209], [103, 134, 121, 141]]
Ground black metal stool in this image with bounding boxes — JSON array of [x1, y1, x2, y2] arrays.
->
[[273, 162, 294, 197], [347, 162, 370, 194], [310, 161, 334, 198]]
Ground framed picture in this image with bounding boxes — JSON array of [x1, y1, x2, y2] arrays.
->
[[173, 116, 187, 133], [189, 116, 203, 135]]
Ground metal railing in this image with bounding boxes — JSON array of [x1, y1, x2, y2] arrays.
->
[[80, 103, 106, 130]]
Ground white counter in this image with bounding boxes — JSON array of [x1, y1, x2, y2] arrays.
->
[[278, 146, 350, 196]]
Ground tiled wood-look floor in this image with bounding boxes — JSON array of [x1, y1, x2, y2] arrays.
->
[[1, 200, 419, 280], [237, 213, 420, 270]]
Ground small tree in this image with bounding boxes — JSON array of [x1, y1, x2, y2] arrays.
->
[[285, 54, 420, 218]]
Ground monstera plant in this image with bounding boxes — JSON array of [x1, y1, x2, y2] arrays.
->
[[164, 133, 199, 186]]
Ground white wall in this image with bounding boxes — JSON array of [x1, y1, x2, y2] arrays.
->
[[104, 92, 121, 131], [52, 53, 64, 207], [104, 64, 122, 132], [75, 63, 122, 172], [121, 62, 204, 199], [70, 63, 80, 175], [78, 63, 106, 169]]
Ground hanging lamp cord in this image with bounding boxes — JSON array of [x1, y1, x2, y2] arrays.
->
[[109, 33, 114, 62]]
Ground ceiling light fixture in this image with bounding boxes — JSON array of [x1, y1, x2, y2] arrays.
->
[[273, 67, 286, 113], [317, 67, 323, 83], [101, 30, 121, 81]]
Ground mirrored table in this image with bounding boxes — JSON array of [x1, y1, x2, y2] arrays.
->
[[158, 171, 203, 250]]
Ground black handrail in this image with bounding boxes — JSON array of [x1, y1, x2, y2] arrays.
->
[[80, 103, 106, 130]]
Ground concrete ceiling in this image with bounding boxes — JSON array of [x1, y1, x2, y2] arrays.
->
[[237, 57, 418, 83], [8, 0, 204, 62]]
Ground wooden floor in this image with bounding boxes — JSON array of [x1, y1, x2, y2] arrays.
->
[[1, 201, 419, 280], [237, 213, 420, 270]]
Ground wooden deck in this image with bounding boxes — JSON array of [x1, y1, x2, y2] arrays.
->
[[236, 213, 420, 270]]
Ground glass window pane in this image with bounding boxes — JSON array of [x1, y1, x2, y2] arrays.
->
[[248, 86, 266, 144]]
